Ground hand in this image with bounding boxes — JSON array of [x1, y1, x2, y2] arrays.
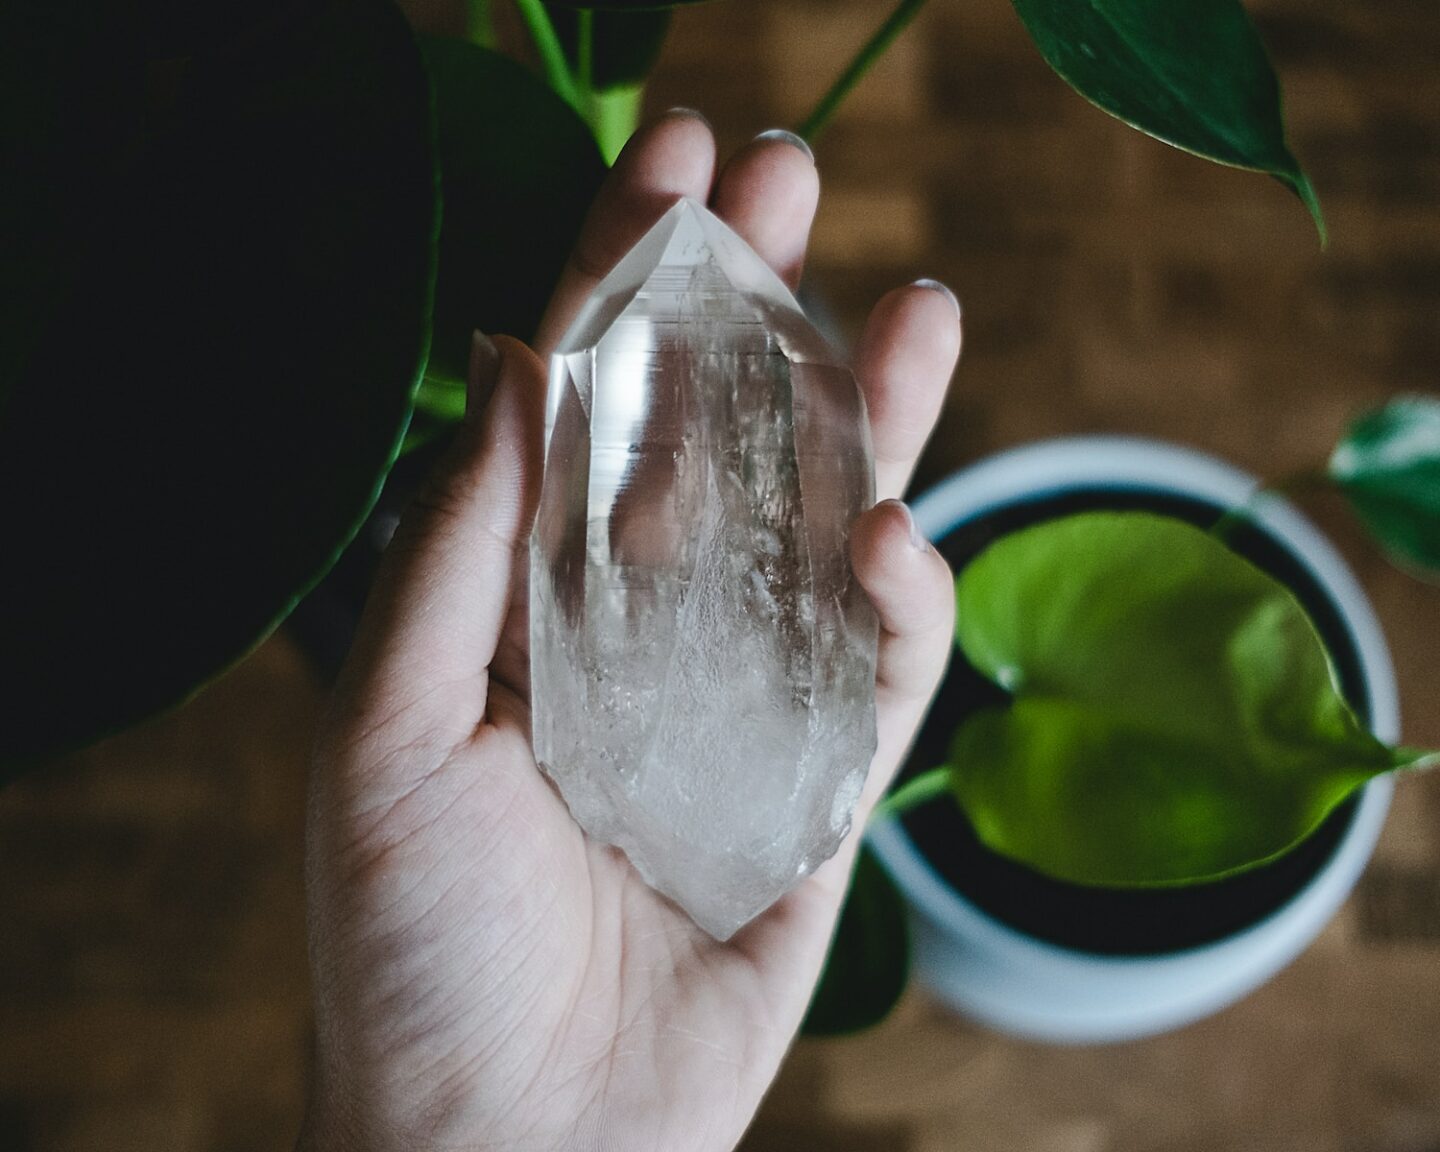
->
[[300, 111, 962, 1152]]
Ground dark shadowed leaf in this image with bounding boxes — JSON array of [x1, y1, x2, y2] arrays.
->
[[949, 512, 1425, 886], [1010, 0, 1325, 240], [802, 846, 910, 1037], [1329, 396, 1440, 576], [421, 37, 606, 384], [0, 0, 436, 772]]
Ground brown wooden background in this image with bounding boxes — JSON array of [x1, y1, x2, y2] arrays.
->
[[3, 0, 1438, 1148]]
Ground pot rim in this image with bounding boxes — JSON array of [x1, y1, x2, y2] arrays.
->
[[867, 434, 1398, 966]]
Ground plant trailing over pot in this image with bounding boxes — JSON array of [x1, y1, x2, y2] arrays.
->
[[3, 0, 1429, 1035], [805, 398, 1440, 1038], [887, 401, 1440, 890]]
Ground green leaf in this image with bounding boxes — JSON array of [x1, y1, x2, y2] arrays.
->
[[950, 512, 1420, 887], [1010, 0, 1325, 242], [550, 6, 673, 92], [802, 846, 910, 1037], [1329, 395, 1440, 576], [421, 37, 606, 384], [415, 375, 469, 423], [0, 0, 437, 772]]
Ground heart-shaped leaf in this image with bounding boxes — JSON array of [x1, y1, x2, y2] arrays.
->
[[0, 0, 436, 772], [1010, 0, 1325, 241], [949, 512, 1424, 887], [1329, 396, 1440, 577], [802, 845, 910, 1037], [420, 36, 607, 384]]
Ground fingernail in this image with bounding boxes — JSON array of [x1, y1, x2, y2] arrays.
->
[[665, 106, 711, 129], [754, 128, 815, 164], [467, 330, 501, 415], [470, 329, 500, 381], [881, 498, 930, 552], [913, 278, 961, 320]]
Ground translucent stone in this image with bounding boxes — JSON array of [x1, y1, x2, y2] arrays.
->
[[529, 198, 878, 940]]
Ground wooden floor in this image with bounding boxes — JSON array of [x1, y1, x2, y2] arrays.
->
[[4, 0, 1440, 1148]]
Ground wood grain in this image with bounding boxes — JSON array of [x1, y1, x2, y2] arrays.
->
[[3, 0, 1437, 1147]]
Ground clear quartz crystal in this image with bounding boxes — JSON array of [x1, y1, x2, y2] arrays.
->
[[529, 198, 878, 940]]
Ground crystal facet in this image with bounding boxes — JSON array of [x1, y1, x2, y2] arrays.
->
[[529, 198, 878, 940]]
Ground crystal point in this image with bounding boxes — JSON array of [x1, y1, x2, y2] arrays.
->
[[529, 198, 878, 940]]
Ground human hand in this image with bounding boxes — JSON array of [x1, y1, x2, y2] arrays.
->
[[300, 111, 962, 1152]]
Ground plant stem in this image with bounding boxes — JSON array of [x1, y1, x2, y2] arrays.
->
[[413, 374, 468, 422], [465, 0, 496, 48], [591, 85, 643, 164], [400, 420, 452, 458], [576, 8, 594, 95], [568, 10, 641, 164], [1209, 469, 1329, 545], [870, 766, 952, 824], [1208, 502, 1256, 546], [514, 0, 582, 111], [797, 0, 930, 144], [1396, 746, 1440, 772]]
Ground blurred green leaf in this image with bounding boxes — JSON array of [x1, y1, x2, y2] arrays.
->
[[415, 375, 469, 422], [550, 5, 673, 92], [421, 37, 606, 384], [802, 846, 910, 1036], [1010, 0, 1325, 241], [0, 0, 437, 772], [949, 512, 1423, 887], [1329, 396, 1440, 576]]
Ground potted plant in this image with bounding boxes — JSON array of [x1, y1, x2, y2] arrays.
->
[[864, 412, 1440, 1042]]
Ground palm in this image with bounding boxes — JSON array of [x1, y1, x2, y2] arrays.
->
[[390, 726, 827, 1152], [302, 114, 960, 1152]]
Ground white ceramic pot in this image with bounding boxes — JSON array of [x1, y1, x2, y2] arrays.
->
[[867, 436, 1398, 1045]]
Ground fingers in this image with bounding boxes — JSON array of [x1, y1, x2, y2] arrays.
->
[[757, 496, 954, 932], [333, 334, 548, 745], [853, 499, 955, 704], [536, 114, 825, 354], [850, 498, 955, 811], [855, 281, 963, 501], [710, 129, 819, 291], [535, 110, 717, 356]]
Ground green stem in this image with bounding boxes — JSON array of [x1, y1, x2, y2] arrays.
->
[[400, 420, 453, 458], [1395, 746, 1440, 772], [1208, 502, 1257, 546], [465, 0, 496, 48], [1209, 469, 1329, 545], [514, 0, 582, 111], [797, 0, 930, 144], [591, 85, 643, 164], [569, 9, 639, 164], [870, 766, 952, 824], [576, 8, 594, 95], [413, 374, 468, 423]]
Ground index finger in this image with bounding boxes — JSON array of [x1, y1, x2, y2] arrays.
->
[[534, 110, 716, 357], [855, 281, 964, 501]]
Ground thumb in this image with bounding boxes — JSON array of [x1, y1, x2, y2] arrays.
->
[[331, 332, 547, 753]]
